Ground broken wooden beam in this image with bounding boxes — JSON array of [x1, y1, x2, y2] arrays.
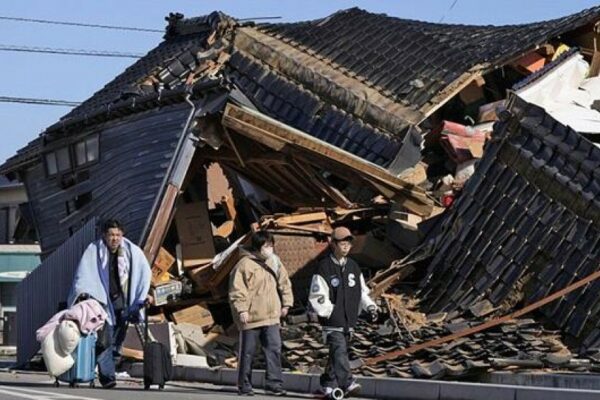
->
[[222, 103, 434, 216], [366, 266, 600, 365]]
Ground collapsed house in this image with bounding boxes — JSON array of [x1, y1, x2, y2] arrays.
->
[[1, 6, 599, 379]]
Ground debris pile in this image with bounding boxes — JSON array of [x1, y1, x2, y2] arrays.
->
[[3, 6, 600, 379], [126, 42, 600, 378]]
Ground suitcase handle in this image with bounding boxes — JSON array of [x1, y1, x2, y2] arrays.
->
[[138, 301, 156, 344]]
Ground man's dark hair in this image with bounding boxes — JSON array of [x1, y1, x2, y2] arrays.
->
[[102, 219, 125, 234], [250, 231, 274, 251]]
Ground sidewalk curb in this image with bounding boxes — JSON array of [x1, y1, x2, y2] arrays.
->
[[126, 364, 600, 400]]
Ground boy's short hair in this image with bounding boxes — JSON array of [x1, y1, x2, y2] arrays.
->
[[250, 231, 274, 251]]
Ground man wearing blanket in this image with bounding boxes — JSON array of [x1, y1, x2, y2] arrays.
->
[[68, 219, 151, 389]]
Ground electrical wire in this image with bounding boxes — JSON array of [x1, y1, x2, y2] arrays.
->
[[0, 15, 162, 33], [238, 16, 282, 21], [0, 96, 81, 107], [438, 0, 459, 23], [0, 44, 143, 58]]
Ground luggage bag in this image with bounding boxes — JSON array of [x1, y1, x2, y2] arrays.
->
[[137, 306, 172, 390], [55, 333, 96, 388]]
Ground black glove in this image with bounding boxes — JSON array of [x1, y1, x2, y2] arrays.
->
[[367, 306, 378, 323], [128, 312, 141, 324]]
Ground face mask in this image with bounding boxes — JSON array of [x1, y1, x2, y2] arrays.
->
[[260, 246, 274, 259]]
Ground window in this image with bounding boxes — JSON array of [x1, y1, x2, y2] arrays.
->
[[74, 134, 99, 166], [45, 134, 100, 177], [86, 135, 99, 162], [74, 142, 86, 166], [56, 147, 71, 172], [45, 152, 58, 176]]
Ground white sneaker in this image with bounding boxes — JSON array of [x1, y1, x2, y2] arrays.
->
[[345, 381, 361, 397]]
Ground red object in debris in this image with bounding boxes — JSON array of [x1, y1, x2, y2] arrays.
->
[[442, 193, 455, 207], [441, 121, 486, 139], [439, 121, 486, 163]]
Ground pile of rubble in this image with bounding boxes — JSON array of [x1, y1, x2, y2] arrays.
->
[[111, 11, 600, 380]]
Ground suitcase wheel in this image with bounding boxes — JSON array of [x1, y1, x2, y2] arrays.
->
[[144, 384, 150, 390], [159, 384, 164, 390], [54, 380, 59, 388]]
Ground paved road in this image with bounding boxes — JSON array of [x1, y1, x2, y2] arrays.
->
[[0, 371, 339, 400]]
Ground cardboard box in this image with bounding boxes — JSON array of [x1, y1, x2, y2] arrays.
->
[[175, 201, 216, 268], [459, 76, 485, 105], [152, 247, 175, 286], [187, 263, 214, 295], [152, 280, 183, 306], [171, 304, 214, 328]]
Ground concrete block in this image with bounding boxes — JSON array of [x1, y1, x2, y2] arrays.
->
[[251, 370, 264, 388], [440, 381, 515, 400], [283, 372, 311, 392], [374, 377, 440, 400], [220, 368, 238, 385], [307, 374, 322, 393], [356, 377, 377, 398], [176, 365, 221, 384], [487, 371, 600, 391], [516, 387, 600, 400]]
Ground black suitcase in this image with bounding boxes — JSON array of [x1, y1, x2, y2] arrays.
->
[[137, 307, 173, 390]]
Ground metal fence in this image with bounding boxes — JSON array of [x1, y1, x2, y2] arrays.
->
[[16, 218, 97, 367]]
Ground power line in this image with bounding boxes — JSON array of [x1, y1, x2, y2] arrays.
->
[[0, 44, 143, 58], [0, 96, 81, 107], [439, 0, 459, 23], [238, 16, 282, 21], [0, 15, 162, 33]]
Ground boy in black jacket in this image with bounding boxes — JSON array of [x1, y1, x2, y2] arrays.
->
[[308, 227, 378, 398]]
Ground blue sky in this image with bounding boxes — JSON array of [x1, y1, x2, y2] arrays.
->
[[1, 0, 599, 165]]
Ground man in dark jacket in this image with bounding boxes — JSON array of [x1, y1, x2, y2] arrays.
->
[[308, 226, 378, 398]]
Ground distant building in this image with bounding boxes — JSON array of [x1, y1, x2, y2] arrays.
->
[[0, 177, 39, 345]]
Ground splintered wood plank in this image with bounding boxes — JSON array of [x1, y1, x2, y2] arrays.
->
[[144, 183, 178, 263], [274, 212, 328, 225]]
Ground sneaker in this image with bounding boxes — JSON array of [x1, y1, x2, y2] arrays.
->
[[344, 381, 361, 397], [265, 388, 287, 396], [101, 381, 117, 389], [238, 389, 255, 396]]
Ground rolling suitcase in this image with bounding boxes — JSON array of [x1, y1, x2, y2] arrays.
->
[[136, 307, 172, 390], [55, 333, 96, 388]]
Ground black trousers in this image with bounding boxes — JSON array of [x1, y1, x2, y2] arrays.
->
[[237, 324, 283, 392], [320, 330, 353, 390]]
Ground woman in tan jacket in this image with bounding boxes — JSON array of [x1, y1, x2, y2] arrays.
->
[[229, 231, 294, 396]]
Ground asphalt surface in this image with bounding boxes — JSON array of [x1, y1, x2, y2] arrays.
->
[[0, 371, 335, 400]]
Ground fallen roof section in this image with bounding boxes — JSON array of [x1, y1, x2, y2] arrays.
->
[[418, 94, 600, 349]]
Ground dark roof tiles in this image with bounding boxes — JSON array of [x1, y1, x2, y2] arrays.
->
[[259, 7, 600, 109], [419, 95, 600, 350]]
